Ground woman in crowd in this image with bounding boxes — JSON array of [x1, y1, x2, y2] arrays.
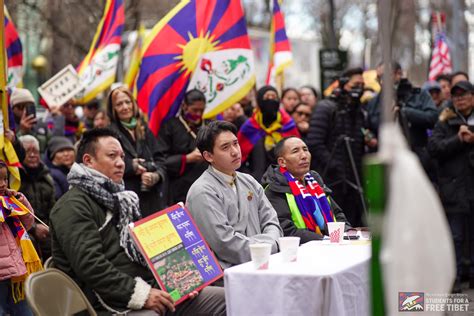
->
[[281, 88, 300, 114], [93, 108, 110, 129], [0, 160, 41, 316], [299, 85, 319, 110], [107, 86, 166, 216], [291, 102, 312, 141], [238, 85, 300, 182], [156, 89, 208, 205], [19, 135, 55, 261]]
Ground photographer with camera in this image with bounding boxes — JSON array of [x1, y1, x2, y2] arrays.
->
[[107, 86, 167, 217], [428, 80, 474, 292], [306, 67, 369, 227], [367, 62, 438, 178]]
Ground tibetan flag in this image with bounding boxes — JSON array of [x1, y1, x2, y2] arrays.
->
[[124, 24, 146, 91], [76, 0, 124, 104], [4, 7, 23, 88], [137, 0, 255, 136], [265, 0, 292, 86], [0, 8, 21, 190]]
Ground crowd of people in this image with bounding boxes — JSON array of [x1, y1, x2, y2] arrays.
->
[[1, 62, 473, 314]]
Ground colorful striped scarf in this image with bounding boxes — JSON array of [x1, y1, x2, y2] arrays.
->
[[0, 195, 43, 302], [238, 109, 300, 162], [281, 167, 335, 234]]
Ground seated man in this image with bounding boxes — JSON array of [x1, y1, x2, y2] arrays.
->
[[49, 128, 225, 315], [263, 136, 350, 243], [186, 121, 282, 269]]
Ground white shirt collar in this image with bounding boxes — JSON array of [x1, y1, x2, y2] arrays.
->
[[212, 166, 236, 187]]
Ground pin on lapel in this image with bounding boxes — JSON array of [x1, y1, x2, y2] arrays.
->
[[247, 191, 253, 201]]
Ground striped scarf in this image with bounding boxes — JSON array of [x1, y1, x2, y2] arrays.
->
[[281, 167, 335, 234], [67, 163, 147, 267], [238, 109, 300, 162], [0, 195, 43, 302]]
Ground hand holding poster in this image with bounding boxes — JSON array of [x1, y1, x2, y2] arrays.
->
[[129, 203, 222, 304]]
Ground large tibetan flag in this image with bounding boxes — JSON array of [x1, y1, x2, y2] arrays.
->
[[137, 0, 255, 136], [0, 7, 21, 190], [76, 0, 124, 104], [265, 0, 292, 86], [4, 6, 23, 88]]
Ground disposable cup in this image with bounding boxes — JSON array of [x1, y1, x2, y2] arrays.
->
[[327, 222, 345, 243], [249, 243, 272, 270], [279, 237, 300, 263]]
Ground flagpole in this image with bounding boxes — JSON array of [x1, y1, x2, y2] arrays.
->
[[380, 0, 393, 126], [0, 0, 8, 150]]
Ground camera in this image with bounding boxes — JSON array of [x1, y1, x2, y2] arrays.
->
[[329, 76, 363, 107], [396, 78, 420, 106]]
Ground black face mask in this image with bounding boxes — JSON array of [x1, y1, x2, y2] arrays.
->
[[259, 99, 280, 125]]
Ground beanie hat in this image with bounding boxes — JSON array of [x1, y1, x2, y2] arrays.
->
[[47, 136, 74, 161], [422, 80, 441, 92], [10, 88, 35, 107]]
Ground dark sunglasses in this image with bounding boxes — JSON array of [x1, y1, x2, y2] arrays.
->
[[86, 104, 99, 110], [295, 111, 311, 117]]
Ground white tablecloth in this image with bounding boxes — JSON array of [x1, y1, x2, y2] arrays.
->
[[224, 240, 371, 316]]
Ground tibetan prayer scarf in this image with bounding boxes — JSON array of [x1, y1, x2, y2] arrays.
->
[[0, 195, 42, 302], [238, 109, 299, 162], [281, 167, 335, 234]]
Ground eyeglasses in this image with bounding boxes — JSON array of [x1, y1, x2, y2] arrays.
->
[[85, 104, 99, 110], [63, 102, 76, 108], [295, 111, 311, 118], [452, 91, 471, 99]]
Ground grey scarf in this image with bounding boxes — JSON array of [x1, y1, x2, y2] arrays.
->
[[68, 163, 147, 266]]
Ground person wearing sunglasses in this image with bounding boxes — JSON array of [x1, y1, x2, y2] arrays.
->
[[82, 99, 100, 130], [291, 102, 312, 141], [263, 136, 351, 243]]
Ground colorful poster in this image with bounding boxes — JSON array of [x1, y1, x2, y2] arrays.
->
[[129, 204, 222, 305]]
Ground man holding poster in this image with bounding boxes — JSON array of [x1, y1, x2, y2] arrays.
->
[[49, 128, 225, 315], [186, 121, 283, 269]]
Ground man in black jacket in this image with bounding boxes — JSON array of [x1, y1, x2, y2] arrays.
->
[[263, 137, 350, 243], [367, 62, 438, 179], [306, 67, 367, 227], [428, 80, 474, 292]]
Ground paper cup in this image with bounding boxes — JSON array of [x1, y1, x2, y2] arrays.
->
[[327, 222, 345, 243], [249, 243, 272, 270], [279, 237, 300, 263]]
